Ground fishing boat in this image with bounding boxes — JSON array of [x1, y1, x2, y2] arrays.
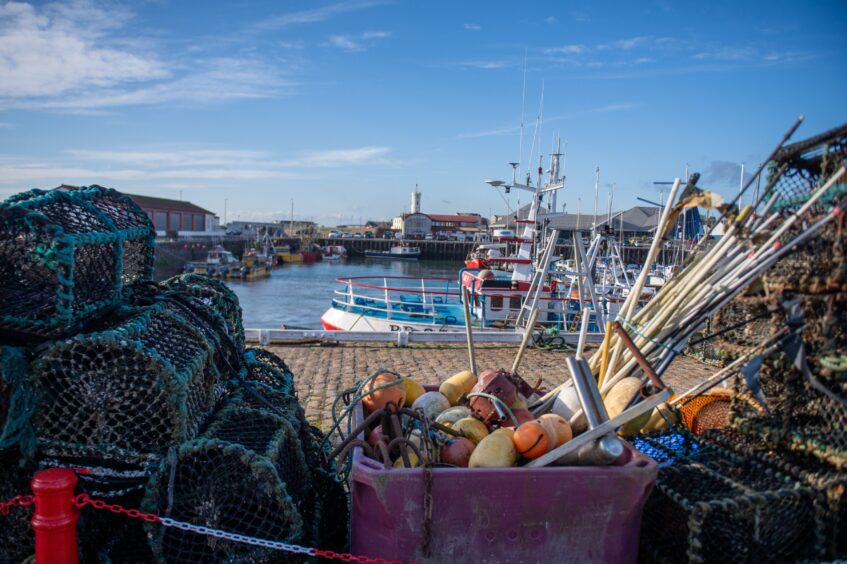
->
[[364, 245, 421, 260], [322, 245, 348, 260], [322, 146, 607, 339], [186, 244, 272, 280]]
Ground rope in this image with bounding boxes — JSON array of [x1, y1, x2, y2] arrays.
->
[[617, 316, 676, 352]]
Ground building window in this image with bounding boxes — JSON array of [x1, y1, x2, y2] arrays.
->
[[182, 213, 192, 231], [168, 212, 180, 231], [154, 211, 167, 230], [194, 214, 204, 231]]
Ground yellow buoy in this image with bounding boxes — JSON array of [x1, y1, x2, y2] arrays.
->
[[439, 370, 477, 406]]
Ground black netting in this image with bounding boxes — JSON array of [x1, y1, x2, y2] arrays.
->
[[31, 300, 222, 464], [770, 122, 847, 214], [0, 450, 36, 563], [0, 186, 155, 340], [142, 440, 304, 563], [636, 431, 823, 563]]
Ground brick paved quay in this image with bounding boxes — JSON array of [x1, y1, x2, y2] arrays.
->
[[265, 342, 716, 430]]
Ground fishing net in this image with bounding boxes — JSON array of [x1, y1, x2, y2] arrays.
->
[[240, 347, 296, 397], [0, 346, 35, 453], [769, 122, 847, 213], [30, 299, 223, 466], [141, 439, 305, 563], [635, 431, 823, 563], [0, 186, 155, 341], [0, 450, 36, 563]]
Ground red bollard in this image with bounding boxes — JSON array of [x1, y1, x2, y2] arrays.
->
[[31, 468, 79, 564]]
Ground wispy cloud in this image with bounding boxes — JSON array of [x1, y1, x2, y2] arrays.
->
[[702, 160, 754, 187], [0, 145, 394, 189], [455, 60, 515, 70], [326, 30, 392, 52], [457, 103, 636, 139], [545, 16, 557, 25], [0, 2, 292, 110], [463, 23, 481, 31], [251, 0, 388, 31], [543, 44, 586, 55]]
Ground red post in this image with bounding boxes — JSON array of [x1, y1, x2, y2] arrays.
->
[[31, 468, 79, 564]]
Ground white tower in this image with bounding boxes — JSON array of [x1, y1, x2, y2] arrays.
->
[[411, 187, 421, 214]]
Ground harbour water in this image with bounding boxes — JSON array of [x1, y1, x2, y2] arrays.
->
[[226, 259, 463, 329]]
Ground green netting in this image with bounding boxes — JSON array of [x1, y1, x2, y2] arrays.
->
[[0, 186, 155, 340], [636, 431, 823, 564], [30, 300, 223, 465], [0, 346, 35, 454]]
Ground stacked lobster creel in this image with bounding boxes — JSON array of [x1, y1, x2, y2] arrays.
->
[[634, 123, 847, 563], [140, 349, 347, 563]]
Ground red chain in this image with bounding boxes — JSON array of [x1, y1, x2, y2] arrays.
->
[[0, 494, 35, 516], [73, 493, 161, 524], [313, 549, 410, 563]]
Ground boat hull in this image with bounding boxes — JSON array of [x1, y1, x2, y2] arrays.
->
[[321, 307, 459, 332], [364, 251, 419, 260]]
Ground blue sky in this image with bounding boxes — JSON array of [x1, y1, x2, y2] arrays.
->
[[0, 0, 844, 226]]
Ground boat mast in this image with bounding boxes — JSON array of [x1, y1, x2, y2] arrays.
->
[[592, 167, 600, 237]]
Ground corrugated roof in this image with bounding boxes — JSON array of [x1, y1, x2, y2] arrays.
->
[[125, 193, 215, 215], [427, 214, 481, 223]]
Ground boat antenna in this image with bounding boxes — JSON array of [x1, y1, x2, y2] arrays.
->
[[526, 80, 544, 183], [518, 48, 528, 173], [592, 166, 600, 236]]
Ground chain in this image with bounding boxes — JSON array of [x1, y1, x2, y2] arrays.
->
[[73, 493, 161, 523], [0, 494, 34, 516], [73, 494, 411, 563]]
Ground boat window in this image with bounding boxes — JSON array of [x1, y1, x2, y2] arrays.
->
[[490, 295, 503, 311], [509, 296, 522, 311]]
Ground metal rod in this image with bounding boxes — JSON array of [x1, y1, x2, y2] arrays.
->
[[611, 321, 665, 390], [512, 308, 539, 374], [462, 286, 477, 375]]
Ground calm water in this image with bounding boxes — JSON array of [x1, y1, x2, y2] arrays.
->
[[226, 258, 463, 329]]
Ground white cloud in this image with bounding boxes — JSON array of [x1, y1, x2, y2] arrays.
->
[[0, 2, 291, 110], [457, 104, 636, 139], [455, 60, 514, 70], [286, 146, 391, 167], [326, 31, 391, 52], [463, 23, 481, 30], [543, 44, 586, 55], [278, 40, 305, 49], [0, 1, 167, 98], [252, 0, 387, 31], [65, 149, 271, 167], [545, 16, 557, 24]]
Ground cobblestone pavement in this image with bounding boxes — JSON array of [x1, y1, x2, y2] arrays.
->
[[265, 342, 717, 429]]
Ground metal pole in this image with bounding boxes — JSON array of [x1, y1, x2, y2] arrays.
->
[[462, 286, 477, 375], [31, 468, 79, 564]]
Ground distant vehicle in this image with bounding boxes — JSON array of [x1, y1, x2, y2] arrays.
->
[[454, 233, 467, 242], [342, 232, 353, 238], [225, 228, 242, 236], [424, 234, 434, 241], [364, 231, 374, 238], [328, 230, 342, 238], [436, 233, 447, 241], [492, 229, 515, 239], [395, 232, 404, 239], [382, 231, 394, 239], [473, 233, 491, 242], [353, 233, 363, 238]]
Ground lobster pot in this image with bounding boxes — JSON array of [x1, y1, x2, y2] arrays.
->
[[156, 273, 246, 363], [705, 428, 847, 559], [0, 346, 31, 452], [241, 347, 296, 396], [0, 186, 155, 340], [141, 439, 304, 563], [0, 450, 36, 563], [635, 432, 823, 563], [31, 301, 222, 465]]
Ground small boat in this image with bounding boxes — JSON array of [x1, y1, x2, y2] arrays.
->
[[364, 245, 421, 260], [277, 244, 303, 264], [322, 245, 348, 260]]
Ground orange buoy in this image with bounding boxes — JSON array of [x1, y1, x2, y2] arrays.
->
[[538, 414, 573, 447], [361, 372, 406, 414], [512, 420, 553, 459]]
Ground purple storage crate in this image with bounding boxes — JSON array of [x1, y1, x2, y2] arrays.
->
[[350, 400, 658, 563]]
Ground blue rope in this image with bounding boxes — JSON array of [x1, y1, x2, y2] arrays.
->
[[617, 316, 676, 352]]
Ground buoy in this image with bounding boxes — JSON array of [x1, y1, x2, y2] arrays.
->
[[402, 377, 426, 406], [393, 452, 420, 468], [551, 383, 587, 433], [439, 370, 477, 405], [501, 408, 535, 428], [538, 413, 573, 447], [412, 391, 451, 420], [469, 428, 518, 468], [436, 406, 473, 427], [452, 417, 489, 445], [604, 377, 649, 437], [512, 420, 554, 459], [361, 372, 406, 414], [441, 437, 475, 467]]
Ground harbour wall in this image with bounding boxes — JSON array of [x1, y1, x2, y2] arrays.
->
[[153, 237, 654, 280]]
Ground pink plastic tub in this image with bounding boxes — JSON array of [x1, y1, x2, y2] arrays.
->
[[349, 402, 658, 563]]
